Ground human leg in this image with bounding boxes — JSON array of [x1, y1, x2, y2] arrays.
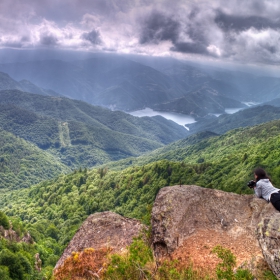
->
[[270, 192, 280, 211]]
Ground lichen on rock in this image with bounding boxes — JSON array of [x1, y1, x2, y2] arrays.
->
[[151, 185, 277, 273], [258, 212, 280, 278], [55, 211, 146, 270]]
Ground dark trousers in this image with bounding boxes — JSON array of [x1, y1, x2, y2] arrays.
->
[[270, 192, 280, 211]]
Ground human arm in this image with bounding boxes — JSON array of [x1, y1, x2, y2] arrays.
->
[[254, 182, 262, 198]]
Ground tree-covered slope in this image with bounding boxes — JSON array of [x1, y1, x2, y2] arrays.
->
[[2, 119, 280, 256], [0, 103, 163, 166], [0, 104, 61, 149], [0, 90, 187, 145], [0, 71, 23, 91], [152, 88, 246, 118], [0, 210, 55, 280], [186, 104, 280, 136], [0, 129, 69, 189], [102, 118, 280, 184], [0, 90, 189, 170]]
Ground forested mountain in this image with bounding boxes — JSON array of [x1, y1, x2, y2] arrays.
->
[[1, 50, 280, 280], [102, 117, 280, 172], [119, 54, 280, 103], [0, 58, 185, 111], [2, 118, 280, 277], [186, 104, 280, 136], [0, 129, 69, 189], [0, 90, 187, 145], [152, 87, 246, 118], [0, 71, 60, 96], [0, 90, 188, 189], [1, 52, 280, 116]]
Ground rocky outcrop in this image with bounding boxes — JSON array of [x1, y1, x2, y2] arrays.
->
[[151, 185, 278, 273], [0, 225, 33, 244], [55, 211, 146, 269], [54, 185, 280, 278], [258, 213, 280, 278]]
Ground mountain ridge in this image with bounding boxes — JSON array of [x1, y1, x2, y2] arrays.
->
[[2, 54, 280, 115], [0, 89, 188, 189]]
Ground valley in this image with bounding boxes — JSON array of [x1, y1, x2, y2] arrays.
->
[[0, 50, 280, 279], [2, 0, 280, 278]]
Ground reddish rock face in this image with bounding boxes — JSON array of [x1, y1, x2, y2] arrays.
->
[[55, 211, 146, 269], [151, 185, 278, 273], [54, 185, 280, 278]]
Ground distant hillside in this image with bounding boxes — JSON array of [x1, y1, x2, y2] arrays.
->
[[186, 104, 280, 136], [1, 54, 279, 115], [265, 98, 280, 107], [102, 131, 218, 170], [0, 129, 69, 189], [0, 58, 186, 111], [0, 90, 188, 173], [102, 117, 280, 174], [0, 70, 60, 96], [0, 90, 187, 144], [152, 87, 246, 118], [3, 118, 280, 253], [0, 71, 22, 91], [129, 55, 280, 102]]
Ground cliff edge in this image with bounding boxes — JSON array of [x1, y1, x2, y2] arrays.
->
[[55, 211, 146, 270], [152, 185, 279, 277], [55, 185, 280, 278]]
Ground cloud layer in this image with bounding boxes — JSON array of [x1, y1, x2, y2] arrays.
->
[[1, 0, 280, 65]]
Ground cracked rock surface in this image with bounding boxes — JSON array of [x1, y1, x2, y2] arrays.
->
[[258, 212, 280, 278], [151, 185, 278, 273]]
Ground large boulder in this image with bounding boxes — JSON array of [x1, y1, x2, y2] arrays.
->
[[151, 185, 278, 272], [55, 211, 146, 269], [258, 212, 280, 278]]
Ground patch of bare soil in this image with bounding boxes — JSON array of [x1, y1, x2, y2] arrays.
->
[[170, 228, 263, 272]]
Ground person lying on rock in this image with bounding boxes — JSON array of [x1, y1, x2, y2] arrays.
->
[[251, 168, 280, 211]]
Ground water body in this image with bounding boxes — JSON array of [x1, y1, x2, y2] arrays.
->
[[129, 108, 196, 129], [130, 103, 259, 130]]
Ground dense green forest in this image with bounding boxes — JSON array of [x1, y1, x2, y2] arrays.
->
[[100, 119, 280, 177], [0, 129, 70, 189], [0, 90, 187, 146], [0, 211, 54, 279], [2, 118, 280, 278], [0, 90, 189, 189]]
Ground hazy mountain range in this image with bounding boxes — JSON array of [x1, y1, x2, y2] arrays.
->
[[1, 50, 280, 118], [1, 50, 280, 190]]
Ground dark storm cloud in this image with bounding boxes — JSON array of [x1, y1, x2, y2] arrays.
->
[[139, 11, 180, 44], [1, 0, 280, 64], [215, 11, 280, 32], [81, 29, 102, 45], [171, 42, 209, 55], [40, 34, 58, 46], [1, 41, 23, 48], [21, 36, 30, 42], [139, 8, 216, 56], [263, 44, 277, 54]]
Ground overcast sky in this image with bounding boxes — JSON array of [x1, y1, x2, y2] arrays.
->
[[1, 0, 280, 66]]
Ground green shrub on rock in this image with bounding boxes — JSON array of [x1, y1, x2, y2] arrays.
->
[[0, 211, 9, 229]]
